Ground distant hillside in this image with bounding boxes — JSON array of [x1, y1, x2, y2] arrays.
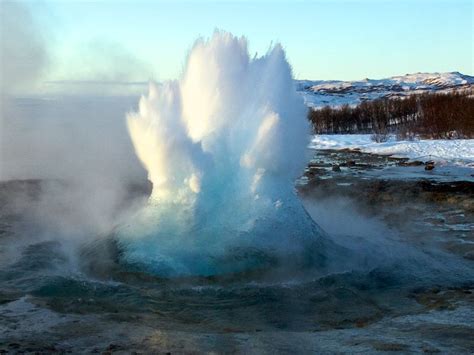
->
[[296, 72, 474, 108]]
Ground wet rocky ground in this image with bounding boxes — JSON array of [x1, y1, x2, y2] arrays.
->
[[298, 149, 474, 262], [0, 152, 473, 353]]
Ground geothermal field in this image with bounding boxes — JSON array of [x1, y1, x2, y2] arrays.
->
[[1, 1, 473, 353]]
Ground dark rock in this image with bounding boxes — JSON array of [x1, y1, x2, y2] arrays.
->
[[332, 165, 341, 172], [463, 251, 474, 261], [425, 162, 435, 170], [399, 160, 424, 167], [421, 345, 441, 353], [106, 343, 122, 351], [372, 342, 408, 351]]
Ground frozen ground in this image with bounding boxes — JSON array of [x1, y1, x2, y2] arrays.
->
[[1, 295, 473, 353], [310, 135, 474, 169]]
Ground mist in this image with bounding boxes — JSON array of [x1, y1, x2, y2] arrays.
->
[[0, 2, 149, 253], [0, 1, 47, 95]]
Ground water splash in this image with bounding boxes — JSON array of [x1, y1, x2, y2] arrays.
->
[[117, 31, 326, 276]]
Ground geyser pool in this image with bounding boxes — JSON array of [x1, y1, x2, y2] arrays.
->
[[116, 31, 329, 276]]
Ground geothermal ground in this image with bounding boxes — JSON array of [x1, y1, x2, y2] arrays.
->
[[1, 2, 471, 352], [0, 148, 473, 353]]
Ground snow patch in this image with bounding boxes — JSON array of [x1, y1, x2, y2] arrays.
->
[[310, 134, 474, 168]]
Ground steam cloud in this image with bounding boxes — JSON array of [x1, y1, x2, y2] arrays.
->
[[0, 1, 47, 95], [0, 2, 147, 255]]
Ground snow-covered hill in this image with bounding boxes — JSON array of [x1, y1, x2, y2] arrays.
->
[[297, 72, 474, 108]]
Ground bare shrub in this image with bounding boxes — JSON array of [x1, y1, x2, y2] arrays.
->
[[308, 88, 474, 139]]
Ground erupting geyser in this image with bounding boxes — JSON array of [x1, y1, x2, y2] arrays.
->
[[117, 31, 328, 276]]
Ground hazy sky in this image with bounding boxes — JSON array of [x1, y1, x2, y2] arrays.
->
[[17, 0, 474, 86]]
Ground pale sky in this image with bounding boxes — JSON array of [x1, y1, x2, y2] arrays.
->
[[14, 0, 474, 88]]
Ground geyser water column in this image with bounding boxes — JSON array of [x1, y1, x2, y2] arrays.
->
[[117, 31, 328, 276]]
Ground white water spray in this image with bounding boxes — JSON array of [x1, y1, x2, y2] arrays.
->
[[118, 31, 325, 276]]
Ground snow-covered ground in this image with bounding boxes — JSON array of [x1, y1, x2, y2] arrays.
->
[[310, 134, 474, 168], [297, 72, 474, 108]]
